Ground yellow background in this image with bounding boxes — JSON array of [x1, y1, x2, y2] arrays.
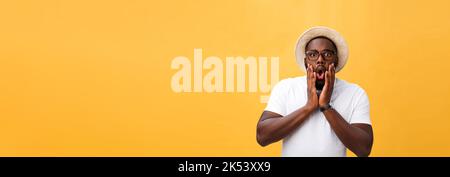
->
[[1, 0, 450, 156]]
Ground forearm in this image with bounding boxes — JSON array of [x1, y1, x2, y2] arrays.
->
[[322, 109, 372, 157], [257, 104, 315, 146]]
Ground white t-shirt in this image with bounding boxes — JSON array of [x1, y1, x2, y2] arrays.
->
[[264, 76, 371, 157]]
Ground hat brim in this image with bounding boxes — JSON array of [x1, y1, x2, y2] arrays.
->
[[295, 26, 348, 73]]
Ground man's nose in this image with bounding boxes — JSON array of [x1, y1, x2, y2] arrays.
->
[[316, 54, 324, 64]]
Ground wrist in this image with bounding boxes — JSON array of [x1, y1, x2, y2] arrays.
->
[[304, 102, 317, 112], [319, 103, 332, 112], [319, 100, 330, 107]]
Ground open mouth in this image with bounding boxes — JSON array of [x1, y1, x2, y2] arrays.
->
[[315, 65, 326, 80]]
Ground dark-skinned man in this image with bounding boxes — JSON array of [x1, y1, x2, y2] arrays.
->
[[256, 26, 373, 157]]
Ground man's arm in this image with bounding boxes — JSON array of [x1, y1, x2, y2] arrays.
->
[[256, 106, 314, 147], [320, 64, 374, 157], [256, 64, 319, 147], [322, 109, 373, 157]]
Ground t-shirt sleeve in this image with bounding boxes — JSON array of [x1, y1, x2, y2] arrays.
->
[[264, 80, 288, 116], [349, 87, 371, 125]]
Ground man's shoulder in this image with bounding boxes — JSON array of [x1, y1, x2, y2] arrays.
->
[[336, 78, 367, 95]]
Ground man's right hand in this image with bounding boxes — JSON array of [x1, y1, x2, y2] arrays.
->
[[306, 64, 319, 111]]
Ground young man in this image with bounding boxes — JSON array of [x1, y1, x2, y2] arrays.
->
[[256, 26, 373, 157]]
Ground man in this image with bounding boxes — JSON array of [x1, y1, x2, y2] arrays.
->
[[256, 26, 373, 157]]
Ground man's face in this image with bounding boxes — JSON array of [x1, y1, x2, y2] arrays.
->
[[304, 37, 338, 90]]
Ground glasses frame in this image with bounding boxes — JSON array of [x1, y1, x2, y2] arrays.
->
[[305, 49, 337, 61]]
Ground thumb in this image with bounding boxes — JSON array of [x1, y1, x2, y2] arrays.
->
[[312, 72, 317, 91], [322, 71, 329, 92]]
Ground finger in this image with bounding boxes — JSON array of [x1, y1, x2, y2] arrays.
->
[[306, 64, 309, 77], [307, 64, 311, 83], [330, 63, 335, 85], [308, 65, 313, 84], [312, 72, 317, 92], [328, 66, 332, 80], [331, 63, 335, 76], [312, 71, 316, 84], [327, 67, 334, 96], [307, 64, 311, 75]]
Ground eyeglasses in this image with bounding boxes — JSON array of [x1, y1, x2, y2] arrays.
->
[[305, 50, 336, 61]]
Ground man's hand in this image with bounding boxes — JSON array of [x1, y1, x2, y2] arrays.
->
[[319, 63, 335, 107], [306, 64, 319, 110]]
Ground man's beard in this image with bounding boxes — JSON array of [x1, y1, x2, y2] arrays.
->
[[316, 80, 325, 90]]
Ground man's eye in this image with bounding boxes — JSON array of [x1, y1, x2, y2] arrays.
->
[[308, 53, 317, 57], [324, 52, 331, 57]]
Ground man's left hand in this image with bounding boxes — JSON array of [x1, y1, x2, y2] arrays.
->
[[319, 63, 335, 107]]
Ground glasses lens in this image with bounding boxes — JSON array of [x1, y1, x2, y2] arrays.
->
[[306, 51, 318, 60], [323, 51, 334, 60]]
